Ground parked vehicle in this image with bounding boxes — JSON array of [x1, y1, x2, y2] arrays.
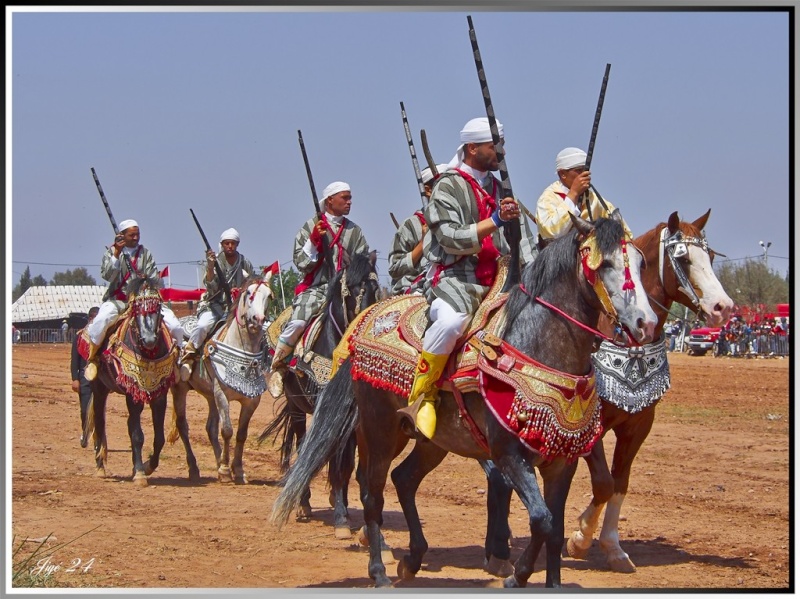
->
[[686, 326, 722, 356]]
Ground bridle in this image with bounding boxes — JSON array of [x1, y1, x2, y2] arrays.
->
[[233, 279, 271, 333], [330, 265, 380, 336], [130, 289, 164, 357], [658, 226, 710, 313]]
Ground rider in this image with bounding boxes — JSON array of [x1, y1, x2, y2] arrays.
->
[[388, 163, 448, 296], [85, 219, 185, 381], [267, 181, 370, 397], [179, 227, 256, 381], [535, 147, 632, 245], [398, 117, 538, 439]]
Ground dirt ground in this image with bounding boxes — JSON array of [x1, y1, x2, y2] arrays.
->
[[8, 342, 791, 591]]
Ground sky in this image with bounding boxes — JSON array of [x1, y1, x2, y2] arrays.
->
[[7, 6, 794, 307]]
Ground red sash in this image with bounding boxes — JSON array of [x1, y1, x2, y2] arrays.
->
[[112, 246, 142, 302], [294, 215, 348, 295], [432, 170, 500, 288]]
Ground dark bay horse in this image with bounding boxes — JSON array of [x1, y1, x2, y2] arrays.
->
[[272, 216, 658, 588], [167, 272, 274, 484], [565, 210, 734, 571], [258, 250, 380, 537], [86, 282, 179, 486]]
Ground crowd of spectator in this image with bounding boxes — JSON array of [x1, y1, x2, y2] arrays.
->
[[715, 315, 789, 357]]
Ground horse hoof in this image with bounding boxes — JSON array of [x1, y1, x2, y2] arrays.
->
[[503, 575, 524, 588], [358, 525, 369, 547], [567, 534, 590, 560], [234, 475, 249, 485], [95, 467, 106, 478], [396, 556, 415, 581], [295, 504, 312, 522], [189, 468, 201, 483], [143, 460, 155, 476], [484, 555, 514, 578], [218, 467, 233, 483], [334, 525, 351, 540], [607, 554, 637, 573], [133, 473, 148, 487]]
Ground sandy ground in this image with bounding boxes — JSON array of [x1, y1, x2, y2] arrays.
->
[[8, 342, 791, 591]]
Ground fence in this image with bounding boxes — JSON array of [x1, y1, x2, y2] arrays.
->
[[715, 331, 790, 358], [12, 328, 76, 345]]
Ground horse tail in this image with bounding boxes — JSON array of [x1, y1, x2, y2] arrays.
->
[[257, 399, 296, 473], [83, 395, 95, 444], [271, 360, 358, 529], [167, 405, 180, 445]]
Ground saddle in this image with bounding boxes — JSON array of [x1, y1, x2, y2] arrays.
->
[[77, 303, 178, 405], [264, 307, 333, 389], [337, 255, 603, 462]]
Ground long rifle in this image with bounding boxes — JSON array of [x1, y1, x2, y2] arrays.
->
[[297, 129, 334, 278], [466, 15, 521, 289], [390, 212, 400, 229], [583, 64, 613, 217], [400, 102, 427, 208], [420, 129, 439, 178], [90, 167, 138, 283], [190, 208, 232, 307]]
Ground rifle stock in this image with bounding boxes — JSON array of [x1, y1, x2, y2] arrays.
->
[[400, 102, 427, 208]]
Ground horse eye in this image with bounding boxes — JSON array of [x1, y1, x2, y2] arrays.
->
[[600, 260, 612, 269]]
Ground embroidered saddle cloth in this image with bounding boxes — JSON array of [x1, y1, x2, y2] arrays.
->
[[265, 306, 332, 388], [203, 328, 267, 398], [77, 308, 178, 405], [591, 334, 670, 413]]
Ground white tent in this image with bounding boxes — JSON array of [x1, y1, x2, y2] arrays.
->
[[11, 286, 106, 324]]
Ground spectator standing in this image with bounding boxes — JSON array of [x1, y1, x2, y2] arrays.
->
[[61, 319, 69, 343], [71, 307, 99, 448]]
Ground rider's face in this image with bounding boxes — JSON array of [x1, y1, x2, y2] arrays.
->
[[221, 239, 239, 258]]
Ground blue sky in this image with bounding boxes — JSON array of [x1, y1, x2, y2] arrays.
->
[[8, 7, 793, 302]]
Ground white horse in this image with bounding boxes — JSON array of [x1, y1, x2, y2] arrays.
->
[[168, 272, 274, 484]]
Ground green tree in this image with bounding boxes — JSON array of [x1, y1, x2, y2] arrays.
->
[[51, 267, 97, 286], [12, 266, 33, 302], [715, 259, 789, 312], [31, 274, 48, 286]]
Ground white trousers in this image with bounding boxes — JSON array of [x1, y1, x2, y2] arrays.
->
[[278, 319, 307, 347], [88, 300, 185, 347], [422, 298, 471, 355], [190, 310, 218, 347]]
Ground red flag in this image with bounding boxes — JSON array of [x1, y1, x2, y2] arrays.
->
[[159, 266, 170, 278], [263, 261, 280, 276]]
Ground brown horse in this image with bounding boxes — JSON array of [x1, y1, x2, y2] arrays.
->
[[168, 272, 274, 484], [85, 282, 179, 486], [271, 216, 659, 588]]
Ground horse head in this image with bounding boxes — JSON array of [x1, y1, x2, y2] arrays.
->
[[128, 281, 164, 353], [572, 215, 658, 345], [326, 250, 381, 334], [233, 270, 275, 336], [657, 210, 734, 327]]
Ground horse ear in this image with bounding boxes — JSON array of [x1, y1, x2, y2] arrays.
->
[[667, 211, 680, 235], [691, 209, 711, 233], [369, 249, 377, 267], [570, 212, 594, 237]]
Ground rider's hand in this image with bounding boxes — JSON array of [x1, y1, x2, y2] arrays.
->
[[569, 170, 592, 199], [113, 234, 125, 257], [206, 249, 216, 268], [309, 221, 326, 251]]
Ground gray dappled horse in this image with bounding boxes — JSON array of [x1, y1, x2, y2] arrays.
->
[[271, 216, 658, 588], [168, 272, 274, 484]]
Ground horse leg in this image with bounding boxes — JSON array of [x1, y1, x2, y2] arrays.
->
[[567, 438, 614, 559], [212, 383, 234, 483], [328, 432, 356, 539], [291, 408, 312, 521], [540, 459, 580, 588], [231, 396, 260, 485], [599, 410, 655, 573], [92, 387, 109, 477], [204, 396, 222, 470], [480, 459, 515, 577], [390, 439, 448, 582], [125, 395, 148, 487], [171, 387, 201, 482], [143, 395, 167, 476]]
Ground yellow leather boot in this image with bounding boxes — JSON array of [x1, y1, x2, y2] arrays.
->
[[267, 340, 294, 398], [178, 341, 198, 382], [84, 341, 101, 381], [397, 350, 449, 440]]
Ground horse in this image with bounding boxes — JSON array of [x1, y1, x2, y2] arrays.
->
[[564, 209, 734, 572], [84, 280, 179, 486], [167, 272, 274, 484], [258, 250, 381, 537], [271, 215, 659, 588]]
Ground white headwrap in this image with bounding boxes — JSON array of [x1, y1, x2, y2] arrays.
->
[[447, 117, 504, 169], [118, 219, 138, 232], [555, 147, 587, 172], [420, 163, 450, 185], [320, 181, 351, 207], [219, 228, 240, 243]]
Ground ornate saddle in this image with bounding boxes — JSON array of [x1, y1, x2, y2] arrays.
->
[[77, 301, 178, 405], [264, 307, 334, 390], [336, 255, 603, 462]]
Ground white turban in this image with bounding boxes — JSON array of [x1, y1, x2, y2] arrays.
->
[[421, 163, 450, 185], [556, 147, 587, 172], [219, 228, 240, 243], [447, 117, 504, 169], [320, 181, 351, 206], [118, 219, 138, 232]]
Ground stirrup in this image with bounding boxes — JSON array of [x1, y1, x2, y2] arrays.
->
[[397, 396, 426, 438], [84, 360, 98, 382], [267, 369, 285, 398]]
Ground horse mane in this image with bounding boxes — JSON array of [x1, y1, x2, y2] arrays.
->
[[324, 252, 375, 305], [504, 217, 624, 331]]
